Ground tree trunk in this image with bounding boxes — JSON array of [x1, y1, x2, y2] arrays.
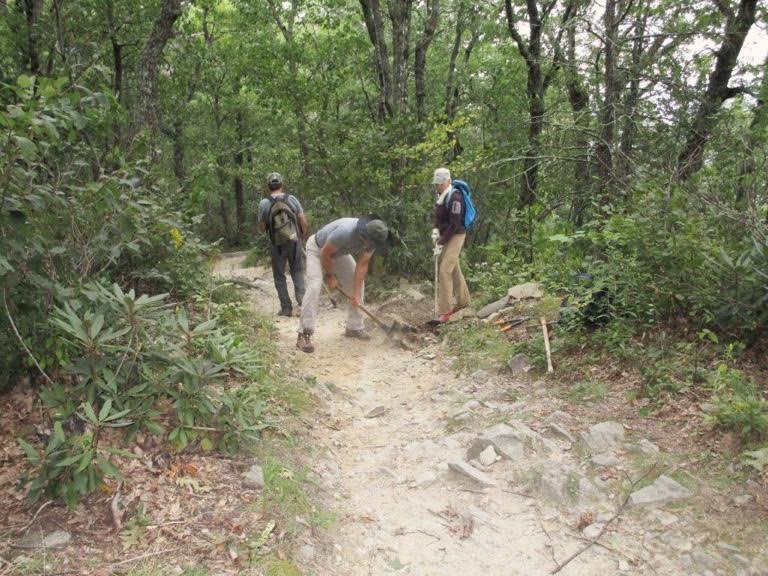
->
[[616, 4, 649, 189], [414, 0, 439, 123], [387, 0, 413, 117], [444, 1, 466, 121], [136, 0, 183, 136], [736, 56, 768, 205], [23, 0, 43, 75], [595, 0, 617, 204], [566, 20, 591, 226], [219, 198, 230, 241], [359, 0, 393, 120], [233, 110, 245, 243], [505, 0, 544, 206], [677, 0, 758, 181]]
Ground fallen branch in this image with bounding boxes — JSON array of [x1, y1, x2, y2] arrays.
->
[[14, 500, 54, 535], [550, 465, 658, 574]]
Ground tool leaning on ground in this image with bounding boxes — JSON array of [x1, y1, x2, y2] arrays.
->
[[334, 285, 413, 339]]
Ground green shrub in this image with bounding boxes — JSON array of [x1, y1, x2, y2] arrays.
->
[[565, 379, 608, 403], [18, 282, 269, 506], [707, 364, 768, 440]]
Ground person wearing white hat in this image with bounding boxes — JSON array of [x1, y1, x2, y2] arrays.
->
[[431, 167, 470, 322]]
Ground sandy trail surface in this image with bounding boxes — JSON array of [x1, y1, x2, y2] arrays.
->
[[216, 251, 765, 576]]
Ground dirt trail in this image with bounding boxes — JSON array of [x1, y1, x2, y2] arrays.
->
[[217, 252, 766, 576]]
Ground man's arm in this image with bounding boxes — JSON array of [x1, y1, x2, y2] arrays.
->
[[297, 213, 308, 240], [258, 200, 269, 233], [351, 250, 373, 305], [320, 242, 338, 288]]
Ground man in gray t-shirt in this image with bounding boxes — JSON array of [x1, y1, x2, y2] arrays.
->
[[258, 172, 308, 317], [296, 217, 390, 353]]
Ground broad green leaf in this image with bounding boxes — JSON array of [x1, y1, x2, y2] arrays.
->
[[96, 452, 124, 480], [98, 398, 113, 422], [18, 438, 41, 465], [13, 135, 37, 161]]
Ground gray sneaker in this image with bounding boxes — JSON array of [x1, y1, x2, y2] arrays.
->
[[296, 330, 314, 353]]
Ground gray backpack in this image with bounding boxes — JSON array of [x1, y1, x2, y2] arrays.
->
[[268, 195, 298, 245]]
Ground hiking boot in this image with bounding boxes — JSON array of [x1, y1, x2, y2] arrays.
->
[[437, 312, 453, 323], [296, 330, 314, 353], [344, 328, 371, 340], [278, 308, 293, 317]]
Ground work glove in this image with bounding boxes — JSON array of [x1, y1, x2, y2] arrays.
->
[[433, 244, 443, 257], [431, 228, 440, 245]]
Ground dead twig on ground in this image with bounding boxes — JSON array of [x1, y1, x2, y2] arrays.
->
[[14, 500, 54, 535], [107, 547, 182, 571], [550, 465, 659, 574], [501, 488, 534, 498], [571, 535, 640, 564]]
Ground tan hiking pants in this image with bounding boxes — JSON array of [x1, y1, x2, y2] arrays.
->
[[438, 232, 470, 315], [299, 235, 364, 334]]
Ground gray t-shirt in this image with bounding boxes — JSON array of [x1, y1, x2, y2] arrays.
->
[[315, 218, 371, 258], [258, 193, 304, 225]]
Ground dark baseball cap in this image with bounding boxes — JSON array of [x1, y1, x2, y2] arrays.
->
[[364, 219, 390, 255], [266, 172, 283, 190]]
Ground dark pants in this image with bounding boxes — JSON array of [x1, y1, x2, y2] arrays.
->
[[271, 242, 305, 311]]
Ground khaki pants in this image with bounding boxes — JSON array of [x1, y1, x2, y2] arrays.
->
[[438, 233, 470, 315], [299, 235, 364, 333]]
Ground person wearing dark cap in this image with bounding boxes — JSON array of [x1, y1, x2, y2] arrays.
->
[[297, 216, 390, 353], [258, 172, 308, 317]]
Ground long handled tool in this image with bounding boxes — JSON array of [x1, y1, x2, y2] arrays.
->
[[322, 283, 338, 308], [433, 252, 439, 319], [334, 285, 405, 336]]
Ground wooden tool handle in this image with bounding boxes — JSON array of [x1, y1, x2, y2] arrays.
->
[[334, 285, 389, 330]]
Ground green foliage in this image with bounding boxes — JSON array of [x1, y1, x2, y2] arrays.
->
[[707, 364, 768, 441], [121, 504, 151, 551], [565, 379, 608, 404], [266, 561, 303, 576], [18, 282, 269, 506]]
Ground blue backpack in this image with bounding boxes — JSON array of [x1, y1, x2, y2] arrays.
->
[[444, 179, 477, 230]]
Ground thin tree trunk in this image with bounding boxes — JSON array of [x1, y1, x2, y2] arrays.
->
[[360, 0, 394, 120], [596, 0, 617, 204], [566, 19, 591, 226], [616, 3, 649, 189], [677, 0, 758, 181], [233, 110, 245, 243], [736, 55, 768, 205], [414, 0, 439, 123], [136, 0, 183, 136], [444, 1, 466, 120], [23, 0, 43, 75], [388, 0, 413, 117]]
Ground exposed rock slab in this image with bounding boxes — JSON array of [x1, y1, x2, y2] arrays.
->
[[448, 460, 497, 487], [628, 475, 692, 507], [580, 421, 625, 454]]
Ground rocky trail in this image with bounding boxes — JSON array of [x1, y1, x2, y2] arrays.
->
[[217, 252, 767, 576]]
